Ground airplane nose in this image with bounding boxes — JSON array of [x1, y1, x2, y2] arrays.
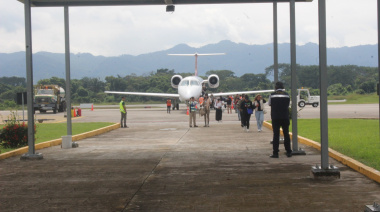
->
[[183, 93, 192, 100]]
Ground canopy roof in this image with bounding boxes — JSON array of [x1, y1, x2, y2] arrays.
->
[[18, 0, 312, 7]]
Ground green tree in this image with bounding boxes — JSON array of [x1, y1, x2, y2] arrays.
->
[[328, 83, 347, 96], [105, 76, 127, 91], [0, 83, 12, 95], [205, 70, 235, 81], [240, 73, 270, 89], [81, 77, 105, 94], [0, 77, 26, 87], [359, 80, 376, 93], [156, 68, 175, 75], [77, 86, 89, 97]]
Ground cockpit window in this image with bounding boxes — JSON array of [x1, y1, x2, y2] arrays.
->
[[180, 80, 189, 86], [190, 80, 200, 86]]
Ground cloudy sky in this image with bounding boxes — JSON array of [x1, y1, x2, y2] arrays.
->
[[0, 0, 377, 56]]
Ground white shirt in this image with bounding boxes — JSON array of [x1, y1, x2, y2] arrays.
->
[[214, 101, 222, 109]]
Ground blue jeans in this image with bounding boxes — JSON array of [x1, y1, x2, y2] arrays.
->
[[255, 110, 264, 130]]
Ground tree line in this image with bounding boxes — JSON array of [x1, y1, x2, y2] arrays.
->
[[0, 64, 378, 108]]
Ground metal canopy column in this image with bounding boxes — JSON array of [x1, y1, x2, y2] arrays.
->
[[62, 5, 77, 149], [20, 0, 43, 160], [318, 0, 329, 169], [289, 0, 304, 155], [273, 1, 279, 83], [65, 5, 72, 137], [311, 0, 340, 178]]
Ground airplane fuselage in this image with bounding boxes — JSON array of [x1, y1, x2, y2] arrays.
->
[[178, 76, 203, 101]]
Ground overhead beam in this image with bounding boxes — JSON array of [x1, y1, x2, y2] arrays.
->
[[17, 0, 312, 7]]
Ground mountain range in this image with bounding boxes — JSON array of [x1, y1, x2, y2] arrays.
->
[[0, 40, 378, 82]]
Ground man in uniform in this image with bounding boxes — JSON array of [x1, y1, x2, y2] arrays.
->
[[268, 82, 292, 158], [202, 93, 212, 127], [120, 96, 128, 128]]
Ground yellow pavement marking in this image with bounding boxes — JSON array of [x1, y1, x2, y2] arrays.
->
[[263, 121, 380, 184]]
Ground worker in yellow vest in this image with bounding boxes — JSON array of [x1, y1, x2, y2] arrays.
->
[[120, 96, 128, 128]]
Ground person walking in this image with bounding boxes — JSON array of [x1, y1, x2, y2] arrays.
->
[[226, 96, 232, 114], [268, 81, 292, 158], [166, 98, 172, 114], [240, 95, 253, 132], [236, 94, 243, 121], [237, 94, 245, 125], [253, 94, 266, 132], [120, 96, 128, 128], [188, 97, 198, 127], [214, 98, 223, 122], [202, 93, 212, 127], [234, 94, 240, 114]]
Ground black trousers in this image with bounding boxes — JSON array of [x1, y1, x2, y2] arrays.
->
[[241, 113, 251, 129], [215, 108, 222, 121], [272, 119, 292, 155]]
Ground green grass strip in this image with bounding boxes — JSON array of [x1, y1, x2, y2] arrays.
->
[[328, 93, 379, 104], [0, 122, 114, 154], [289, 119, 380, 171]]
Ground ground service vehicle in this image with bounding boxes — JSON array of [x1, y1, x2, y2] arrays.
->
[[297, 88, 319, 107], [34, 85, 66, 113]]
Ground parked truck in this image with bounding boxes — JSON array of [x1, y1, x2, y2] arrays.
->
[[34, 85, 66, 113], [297, 88, 320, 107]]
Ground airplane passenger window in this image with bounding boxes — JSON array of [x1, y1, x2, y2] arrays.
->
[[180, 80, 189, 86], [190, 80, 199, 86]]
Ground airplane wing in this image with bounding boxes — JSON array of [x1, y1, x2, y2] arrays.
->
[[105, 91, 180, 98], [211, 90, 274, 97], [168, 53, 226, 56]]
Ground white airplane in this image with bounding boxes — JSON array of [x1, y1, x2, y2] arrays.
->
[[105, 53, 274, 102]]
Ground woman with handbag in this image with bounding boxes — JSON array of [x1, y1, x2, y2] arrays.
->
[[240, 95, 253, 132], [214, 98, 223, 122], [253, 94, 267, 132], [254, 94, 267, 132]]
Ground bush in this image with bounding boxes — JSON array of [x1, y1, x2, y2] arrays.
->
[[4, 100, 17, 108], [0, 112, 36, 148], [355, 89, 365, 94]]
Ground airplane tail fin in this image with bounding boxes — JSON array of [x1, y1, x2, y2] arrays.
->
[[168, 53, 226, 76]]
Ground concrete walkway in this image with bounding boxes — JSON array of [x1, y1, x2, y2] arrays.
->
[[0, 109, 379, 211]]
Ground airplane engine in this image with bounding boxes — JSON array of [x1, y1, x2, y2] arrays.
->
[[208, 74, 219, 88], [171, 75, 183, 88]]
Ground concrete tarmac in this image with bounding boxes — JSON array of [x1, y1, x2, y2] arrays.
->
[[0, 107, 380, 211]]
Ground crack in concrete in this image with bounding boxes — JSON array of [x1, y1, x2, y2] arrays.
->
[[122, 128, 190, 211]]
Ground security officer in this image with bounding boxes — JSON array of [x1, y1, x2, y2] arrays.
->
[[120, 96, 128, 128], [268, 82, 292, 158]]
